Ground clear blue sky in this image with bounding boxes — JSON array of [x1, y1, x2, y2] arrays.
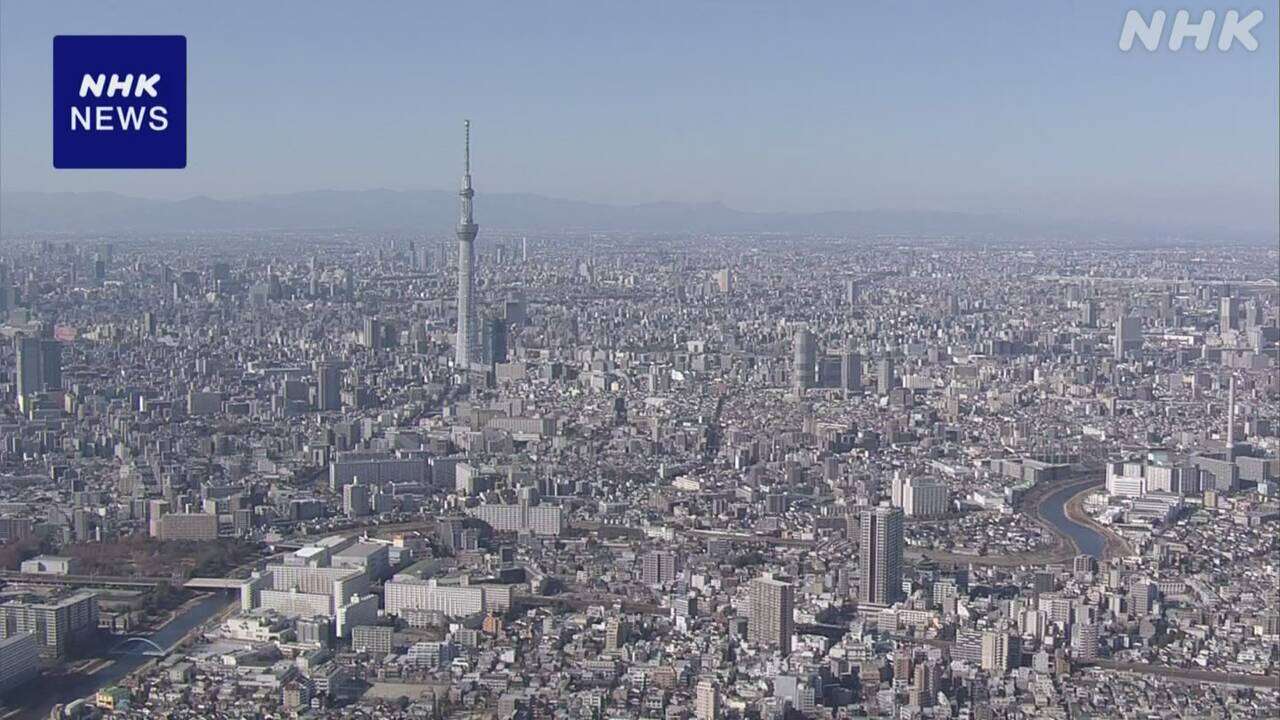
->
[[1, 0, 1276, 234]]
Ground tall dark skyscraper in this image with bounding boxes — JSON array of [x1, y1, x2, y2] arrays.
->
[[14, 335, 61, 409], [455, 120, 479, 368], [14, 337, 40, 405], [841, 350, 862, 392], [363, 316, 382, 350], [1081, 299, 1098, 327], [40, 341, 61, 392], [316, 361, 341, 412], [792, 326, 816, 395], [0, 263, 12, 312], [1114, 315, 1141, 360], [482, 317, 508, 365], [860, 504, 904, 606]]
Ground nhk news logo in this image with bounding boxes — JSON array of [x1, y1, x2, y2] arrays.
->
[[53, 35, 186, 169]]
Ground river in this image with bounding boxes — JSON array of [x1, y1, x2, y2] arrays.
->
[[8, 591, 235, 720], [1039, 481, 1106, 559]]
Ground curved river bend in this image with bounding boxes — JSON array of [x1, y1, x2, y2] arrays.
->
[[1038, 482, 1106, 559]]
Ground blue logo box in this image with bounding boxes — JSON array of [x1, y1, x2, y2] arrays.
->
[[53, 35, 186, 169]]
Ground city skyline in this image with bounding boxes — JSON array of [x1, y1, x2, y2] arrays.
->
[[0, 4, 1277, 718], [1, 211, 1276, 719]]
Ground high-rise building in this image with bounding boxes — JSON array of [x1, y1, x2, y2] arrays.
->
[[1080, 299, 1097, 327], [1245, 298, 1262, 329], [0, 591, 99, 659], [242, 563, 369, 619], [14, 335, 61, 408], [748, 574, 794, 655], [482, 317, 508, 365], [641, 551, 680, 587], [876, 358, 895, 395], [896, 648, 916, 686], [351, 625, 393, 655], [841, 351, 862, 392], [910, 659, 940, 708], [1113, 315, 1141, 360], [343, 479, 371, 518], [1129, 578, 1157, 616], [406, 639, 457, 667], [901, 477, 948, 518], [844, 278, 858, 305], [0, 516, 33, 543], [466, 502, 563, 536], [604, 617, 627, 652], [157, 513, 219, 541], [147, 499, 171, 538], [1220, 295, 1240, 334], [282, 681, 313, 709], [504, 297, 528, 326], [792, 327, 816, 395], [0, 633, 38, 694], [981, 630, 1019, 674], [859, 505, 904, 605], [455, 120, 479, 367], [72, 509, 94, 542], [813, 355, 839, 388], [316, 361, 342, 411], [0, 264, 10, 313], [695, 677, 721, 720], [713, 268, 733, 294], [363, 317, 382, 350], [382, 576, 509, 618], [1070, 621, 1099, 661], [1073, 554, 1097, 575], [1226, 375, 1237, 457]]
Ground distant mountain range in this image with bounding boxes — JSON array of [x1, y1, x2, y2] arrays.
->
[[0, 189, 1264, 242]]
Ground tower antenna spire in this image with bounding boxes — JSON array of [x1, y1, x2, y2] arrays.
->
[[455, 119, 479, 368], [464, 119, 471, 176]]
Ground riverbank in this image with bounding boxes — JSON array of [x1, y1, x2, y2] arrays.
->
[[1029, 473, 1137, 561], [8, 591, 235, 720], [910, 472, 1125, 568], [1063, 484, 1133, 559]]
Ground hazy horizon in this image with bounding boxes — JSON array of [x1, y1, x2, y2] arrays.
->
[[2, 1, 1277, 236]]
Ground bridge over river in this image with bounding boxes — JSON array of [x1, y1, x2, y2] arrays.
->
[[108, 636, 174, 657], [10, 591, 237, 720]]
